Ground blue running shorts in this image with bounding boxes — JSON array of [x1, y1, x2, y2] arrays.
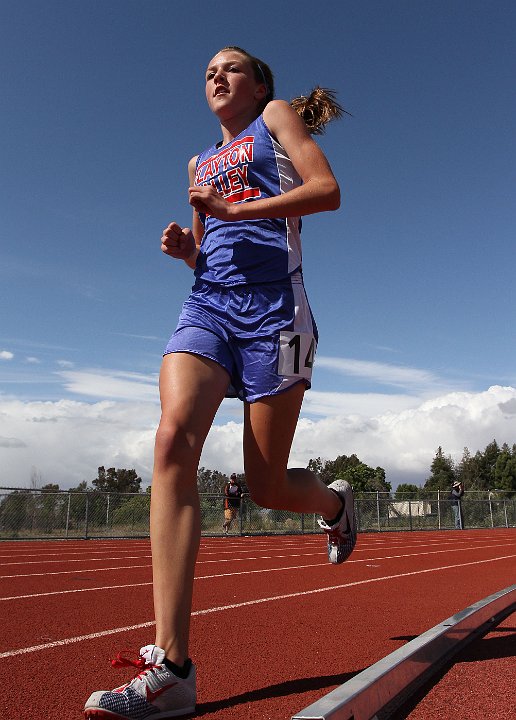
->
[[164, 272, 318, 403]]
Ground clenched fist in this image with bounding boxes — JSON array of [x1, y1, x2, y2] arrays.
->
[[161, 222, 196, 261]]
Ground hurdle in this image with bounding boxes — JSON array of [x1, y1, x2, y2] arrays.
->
[[292, 584, 516, 720]]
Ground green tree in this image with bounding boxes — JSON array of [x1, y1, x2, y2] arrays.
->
[[89, 468, 142, 528], [0, 491, 33, 533], [307, 457, 324, 477], [63, 481, 89, 532], [307, 455, 389, 492], [456, 447, 478, 488], [395, 483, 419, 499], [372, 466, 391, 492], [494, 443, 516, 493], [472, 440, 500, 490], [424, 446, 456, 490], [112, 494, 151, 529], [37, 483, 65, 533], [197, 467, 228, 493], [70, 480, 88, 493], [93, 467, 142, 494], [326, 454, 362, 484], [308, 454, 357, 485], [339, 463, 391, 493]]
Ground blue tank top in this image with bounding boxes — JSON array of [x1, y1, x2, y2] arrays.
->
[[194, 114, 303, 285]]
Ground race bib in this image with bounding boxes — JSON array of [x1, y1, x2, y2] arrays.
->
[[278, 331, 317, 380]]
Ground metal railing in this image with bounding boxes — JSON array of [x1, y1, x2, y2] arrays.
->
[[0, 488, 514, 540]]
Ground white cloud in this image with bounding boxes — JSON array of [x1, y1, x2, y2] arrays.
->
[[114, 332, 164, 341], [0, 351, 14, 361], [0, 385, 515, 490], [58, 369, 159, 402], [25, 356, 41, 364], [302, 390, 420, 418], [0, 436, 27, 448], [316, 356, 444, 391], [0, 398, 158, 489]]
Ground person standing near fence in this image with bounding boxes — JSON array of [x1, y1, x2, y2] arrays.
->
[[223, 473, 243, 534], [84, 45, 357, 720], [449, 481, 464, 529]]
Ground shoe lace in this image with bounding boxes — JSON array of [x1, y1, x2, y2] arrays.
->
[[111, 651, 158, 680], [323, 515, 352, 544], [326, 527, 347, 544]]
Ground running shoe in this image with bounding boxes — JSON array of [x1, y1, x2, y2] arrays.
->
[[84, 644, 196, 719], [318, 479, 357, 564]]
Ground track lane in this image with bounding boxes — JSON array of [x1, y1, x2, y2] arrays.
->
[[2, 545, 514, 657], [2, 530, 515, 719]]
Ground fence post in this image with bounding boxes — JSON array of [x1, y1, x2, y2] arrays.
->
[[503, 500, 509, 528], [437, 490, 441, 529], [65, 492, 71, 539], [489, 492, 494, 528], [408, 500, 413, 531], [239, 495, 244, 536], [84, 493, 90, 540], [376, 491, 381, 532]]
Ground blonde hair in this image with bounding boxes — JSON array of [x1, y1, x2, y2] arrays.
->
[[290, 86, 349, 135], [215, 47, 349, 134]]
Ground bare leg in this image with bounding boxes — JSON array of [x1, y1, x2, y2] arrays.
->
[[151, 352, 229, 664], [243, 382, 341, 520], [222, 512, 231, 534]]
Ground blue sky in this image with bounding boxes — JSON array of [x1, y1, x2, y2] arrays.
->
[[1, 0, 515, 490]]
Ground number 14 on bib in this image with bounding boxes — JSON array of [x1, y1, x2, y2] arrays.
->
[[278, 331, 317, 380]]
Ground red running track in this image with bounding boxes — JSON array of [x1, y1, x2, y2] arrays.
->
[[1, 529, 515, 720]]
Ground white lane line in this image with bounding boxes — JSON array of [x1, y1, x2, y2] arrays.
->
[[0, 553, 322, 578], [3, 534, 512, 564], [0, 542, 149, 552], [1, 555, 152, 567], [0, 561, 337, 600], [1, 541, 514, 581], [0, 541, 295, 559], [0, 581, 153, 601], [2, 531, 512, 562], [1, 531, 510, 552], [1, 553, 514, 660], [0, 563, 150, 579], [0, 545, 150, 564]]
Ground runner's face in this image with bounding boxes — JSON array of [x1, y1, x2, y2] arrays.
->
[[205, 51, 265, 118]]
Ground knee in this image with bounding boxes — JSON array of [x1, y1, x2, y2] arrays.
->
[[154, 419, 199, 467]]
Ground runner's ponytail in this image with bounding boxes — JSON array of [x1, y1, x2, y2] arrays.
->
[[290, 87, 350, 135]]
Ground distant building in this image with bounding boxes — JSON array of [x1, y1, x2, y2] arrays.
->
[[389, 501, 431, 518]]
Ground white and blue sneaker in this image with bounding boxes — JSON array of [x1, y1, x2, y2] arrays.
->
[[318, 479, 357, 564], [84, 644, 196, 719]]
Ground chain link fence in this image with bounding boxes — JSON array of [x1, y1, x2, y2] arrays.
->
[[354, 491, 515, 532], [0, 488, 514, 540]]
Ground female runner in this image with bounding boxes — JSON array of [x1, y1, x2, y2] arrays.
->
[[85, 45, 356, 720]]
